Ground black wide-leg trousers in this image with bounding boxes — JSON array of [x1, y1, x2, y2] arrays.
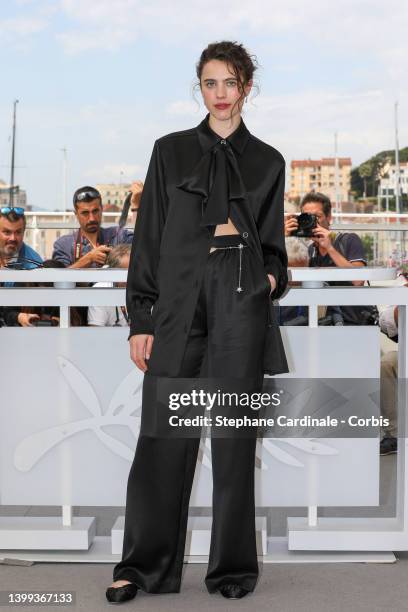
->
[[113, 234, 271, 593]]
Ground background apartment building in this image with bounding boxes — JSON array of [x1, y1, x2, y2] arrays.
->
[[379, 162, 408, 197], [289, 158, 351, 205], [96, 183, 132, 209], [0, 179, 27, 207]]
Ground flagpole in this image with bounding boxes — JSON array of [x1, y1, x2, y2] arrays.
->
[[9, 99, 19, 207]]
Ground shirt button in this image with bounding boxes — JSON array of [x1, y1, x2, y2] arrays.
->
[[220, 139, 227, 145], [242, 231, 248, 238]]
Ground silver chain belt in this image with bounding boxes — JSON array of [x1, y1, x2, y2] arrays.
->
[[209, 242, 247, 292]]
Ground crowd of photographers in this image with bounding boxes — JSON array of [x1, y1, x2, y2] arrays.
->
[[0, 184, 141, 327], [0, 185, 403, 454]]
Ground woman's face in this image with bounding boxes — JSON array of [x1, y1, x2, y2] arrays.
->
[[200, 59, 252, 122]]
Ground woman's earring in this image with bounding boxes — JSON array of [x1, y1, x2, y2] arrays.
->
[[245, 96, 248, 104]]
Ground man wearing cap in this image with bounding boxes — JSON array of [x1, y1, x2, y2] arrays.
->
[[52, 186, 134, 268]]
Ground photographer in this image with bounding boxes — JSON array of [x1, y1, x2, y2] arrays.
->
[[0, 207, 42, 283], [285, 191, 371, 326], [52, 186, 134, 269], [51, 186, 135, 326], [0, 206, 43, 326]]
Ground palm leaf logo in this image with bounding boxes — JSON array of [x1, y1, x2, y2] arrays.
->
[[14, 361, 342, 473], [14, 356, 142, 471]]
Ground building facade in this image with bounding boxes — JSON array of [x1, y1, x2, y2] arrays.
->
[[0, 179, 27, 208], [379, 162, 408, 197], [96, 183, 132, 208], [289, 158, 352, 204]]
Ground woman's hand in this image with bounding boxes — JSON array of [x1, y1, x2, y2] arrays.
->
[[267, 274, 277, 296], [129, 334, 154, 372]]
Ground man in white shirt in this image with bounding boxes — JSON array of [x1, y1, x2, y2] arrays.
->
[[378, 272, 408, 455], [88, 244, 131, 327]]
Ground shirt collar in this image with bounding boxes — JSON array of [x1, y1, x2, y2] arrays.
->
[[196, 113, 250, 156], [11, 243, 25, 263], [78, 227, 104, 243]]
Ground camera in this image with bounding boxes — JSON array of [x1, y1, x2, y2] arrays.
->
[[32, 315, 59, 327], [292, 213, 318, 238]]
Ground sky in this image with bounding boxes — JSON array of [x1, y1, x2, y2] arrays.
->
[[0, 0, 407, 211]]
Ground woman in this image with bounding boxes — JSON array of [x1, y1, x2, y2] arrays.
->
[[106, 40, 288, 603]]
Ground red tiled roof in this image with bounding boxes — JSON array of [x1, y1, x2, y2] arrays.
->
[[291, 158, 352, 168]]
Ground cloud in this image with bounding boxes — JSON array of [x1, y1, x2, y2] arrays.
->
[[84, 162, 145, 183], [0, 15, 48, 37], [47, 0, 408, 103], [4, 0, 408, 89], [3, 0, 407, 210], [165, 100, 200, 116], [146, 84, 408, 168], [56, 0, 143, 53], [242, 87, 408, 165], [4, 1, 408, 48], [0, 1, 56, 48]]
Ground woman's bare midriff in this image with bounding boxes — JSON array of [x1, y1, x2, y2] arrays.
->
[[209, 218, 240, 253]]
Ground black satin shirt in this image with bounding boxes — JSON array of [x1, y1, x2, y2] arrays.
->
[[126, 113, 289, 377]]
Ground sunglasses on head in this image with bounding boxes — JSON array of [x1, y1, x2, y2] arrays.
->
[[74, 190, 101, 203], [0, 206, 25, 216]]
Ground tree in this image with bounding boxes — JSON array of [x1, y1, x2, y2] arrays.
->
[[358, 162, 373, 197], [361, 234, 374, 264], [352, 146, 408, 198]]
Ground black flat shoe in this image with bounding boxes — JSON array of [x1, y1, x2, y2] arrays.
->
[[218, 584, 250, 599], [106, 583, 138, 604]]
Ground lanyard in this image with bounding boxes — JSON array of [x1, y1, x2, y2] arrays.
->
[[74, 229, 101, 262]]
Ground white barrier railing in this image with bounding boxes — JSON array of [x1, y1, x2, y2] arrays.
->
[[1, 266, 408, 564]]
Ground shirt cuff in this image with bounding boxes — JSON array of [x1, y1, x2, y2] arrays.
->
[[127, 308, 154, 339], [264, 256, 288, 300]]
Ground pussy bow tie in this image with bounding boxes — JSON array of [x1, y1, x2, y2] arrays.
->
[[177, 139, 246, 227]]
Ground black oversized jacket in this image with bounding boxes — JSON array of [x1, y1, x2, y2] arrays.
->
[[126, 113, 289, 377]]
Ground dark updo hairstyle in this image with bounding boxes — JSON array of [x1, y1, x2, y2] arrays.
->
[[194, 41, 259, 121]]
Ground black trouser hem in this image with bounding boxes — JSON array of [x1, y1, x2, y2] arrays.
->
[[112, 570, 181, 594]]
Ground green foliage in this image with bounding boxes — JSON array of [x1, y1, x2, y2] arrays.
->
[[351, 147, 408, 198], [360, 234, 374, 264]]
